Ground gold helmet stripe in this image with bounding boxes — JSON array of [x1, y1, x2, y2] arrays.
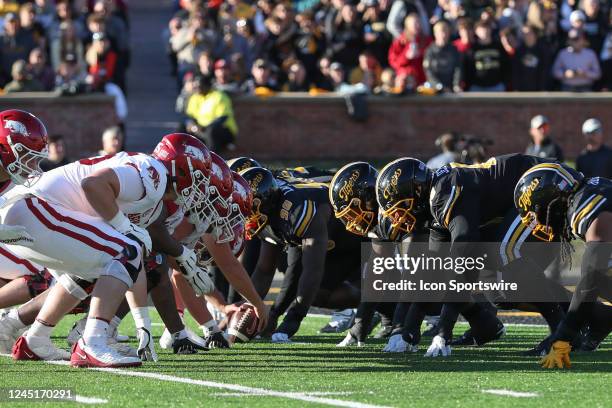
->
[[521, 163, 579, 187]]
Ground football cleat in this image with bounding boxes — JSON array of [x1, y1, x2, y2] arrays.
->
[[70, 338, 141, 368], [449, 329, 477, 346], [66, 318, 86, 347], [160, 327, 207, 350], [159, 328, 173, 350], [0, 310, 25, 354], [382, 333, 418, 353], [12, 336, 70, 361], [319, 309, 355, 333], [424, 335, 451, 357], [373, 325, 394, 339], [523, 335, 552, 356], [271, 332, 292, 343], [203, 332, 229, 349]]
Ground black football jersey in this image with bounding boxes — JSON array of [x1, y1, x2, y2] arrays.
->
[[273, 166, 334, 184], [258, 179, 330, 246], [568, 177, 612, 240], [429, 154, 556, 231]]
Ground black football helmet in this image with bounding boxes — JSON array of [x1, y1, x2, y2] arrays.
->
[[376, 158, 432, 236], [514, 162, 583, 241], [239, 166, 280, 239], [329, 162, 379, 236], [227, 157, 262, 173]]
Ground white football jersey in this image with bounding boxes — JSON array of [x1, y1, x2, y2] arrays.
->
[[29, 152, 168, 228]]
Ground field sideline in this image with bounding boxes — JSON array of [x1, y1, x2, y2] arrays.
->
[[0, 312, 610, 407]]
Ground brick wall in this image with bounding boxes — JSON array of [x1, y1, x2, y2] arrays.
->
[[233, 93, 612, 162], [0, 93, 117, 159]]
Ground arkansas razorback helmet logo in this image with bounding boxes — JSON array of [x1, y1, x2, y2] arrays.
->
[[147, 166, 160, 189], [4, 120, 30, 137]]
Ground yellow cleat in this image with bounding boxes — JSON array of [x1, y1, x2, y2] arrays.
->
[[539, 341, 572, 369]]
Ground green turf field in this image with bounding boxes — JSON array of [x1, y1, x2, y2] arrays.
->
[[0, 313, 610, 407]]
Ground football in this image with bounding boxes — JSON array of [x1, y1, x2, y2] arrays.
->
[[227, 303, 260, 343]]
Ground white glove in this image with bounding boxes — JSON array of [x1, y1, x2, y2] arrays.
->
[[337, 332, 364, 347], [424, 335, 451, 357], [175, 246, 198, 278], [0, 224, 34, 247], [137, 327, 158, 362], [187, 268, 215, 296], [382, 334, 418, 353], [271, 332, 292, 343], [108, 212, 152, 255]]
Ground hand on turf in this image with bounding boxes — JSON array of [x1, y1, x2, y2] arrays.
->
[[137, 327, 158, 362], [0, 224, 34, 247], [382, 334, 417, 353], [203, 331, 230, 349], [172, 335, 209, 354], [540, 340, 571, 369], [337, 332, 364, 347], [271, 332, 292, 343], [424, 335, 451, 357]]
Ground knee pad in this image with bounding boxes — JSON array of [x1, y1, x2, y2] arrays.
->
[[23, 270, 53, 298], [58, 274, 93, 301], [104, 243, 143, 288]]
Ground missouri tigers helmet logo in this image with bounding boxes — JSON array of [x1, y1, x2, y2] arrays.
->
[[338, 170, 360, 201], [517, 177, 540, 211]]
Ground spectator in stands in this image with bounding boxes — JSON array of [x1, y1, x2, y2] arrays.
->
[[170, 10, 218, 80], [524, 115, 564, 160], [463, 19, 509, 91], [19, 2, 46, 48], [293, 11, 325, 84], [0, 12, 36, 86], [40, 134, 71, 171], [512, 24, 547, 91], [92, 0, 130, 90], [99, 126, 124, 155], [386, 0, 430, 39], [552, 28, 601, 92], [213, 58, 241, 94], [580, 0, 608, 54], [3, 59, 43, 92], [360, 0, 392, 67], [196, 49, 214, 77], [242, 58, 278, 94], [315, 56, 335, 91], [49, 21, 85, 71], [373, 67, 397, 95], [214, 24, 251, 65], [236, 18, 263, 70], [47, 0, 86, 42], [348, 51, 381, 89], [327, 4, 364, 69], [601, 31, 612, 90], [284, 60, 310, 91], [576, 118, 612, 179], [388, 13, 431, 89], [452, 17, 474, 54], [185, 74, 238, 154], [27, 47, 54, 90], [427, 132, 459, 169], [423, 19, 461, 92], [85, 31, 117, 90]]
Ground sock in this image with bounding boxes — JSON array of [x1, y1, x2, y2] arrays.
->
[[131, 307, 151, 331], [27, 318, 54, 339], [8, 308, 26, 330], [110, 316, 122, 331], [172, 329, 188, 340], [82, 318, 109, 347], [200, 320, 219, 337]]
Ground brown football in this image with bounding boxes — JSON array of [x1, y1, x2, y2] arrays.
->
[[227, 303, 260, 343]]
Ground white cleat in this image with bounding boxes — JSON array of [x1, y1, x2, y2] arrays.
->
[[13, 335, 70, 361], [159, 328, 172, 350], [66, 318, 86, 347], [336, 332, 364, 347], [271, 332, 292, 343], [71, 338, 141, 368], [160, 327, 206, 350], [0, 310, 25, 354]]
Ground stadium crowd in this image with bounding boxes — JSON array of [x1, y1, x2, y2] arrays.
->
[[167, 0, 612, 97], [0, 0, 130, 122]]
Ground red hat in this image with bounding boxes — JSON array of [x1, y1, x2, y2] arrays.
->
[[214, 59, 228, 70]]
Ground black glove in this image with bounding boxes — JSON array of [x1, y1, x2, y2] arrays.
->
[[172, 336, 209, 354], [203, 332, 230, 349]]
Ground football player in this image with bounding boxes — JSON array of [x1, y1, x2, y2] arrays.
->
[[240, 167, 362, 343], [376, 154, 572, 357], [2, 134, 214, 367], [514, 165, 612, 368]]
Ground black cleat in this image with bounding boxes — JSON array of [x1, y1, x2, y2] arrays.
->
[[450, 329, 477, 346], [575, 328, 609, 352], [473, 320, 505, 346], [373, 325, 394, 339], [523, 335, 552, 356]]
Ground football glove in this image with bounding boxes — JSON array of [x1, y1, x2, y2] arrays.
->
[[175, 246, 198, 277], [137, 327, 158, 362], [187, 268, 214, 296], [382, 333, 418, 353], [109, 212, 152, 255], [337, 332, 364, 347], [203, 331, 230, 349], [0, 224, 34, 247], [172, 333, 209, 354], [424, 335, 451, 357], [271, 332, 292, 343], [540, 340, 572, 369]]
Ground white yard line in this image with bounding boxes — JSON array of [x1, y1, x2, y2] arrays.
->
[[74, 395, 109, 404], [482, 389, 540, 398], [212, 391, 355, 397], [0, 354, 388, 408]]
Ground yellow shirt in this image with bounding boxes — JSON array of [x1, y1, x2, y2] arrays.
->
[[186, 90, 238, 136]]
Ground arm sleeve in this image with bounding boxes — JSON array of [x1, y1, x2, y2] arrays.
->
[[111, 165, 145, 202]]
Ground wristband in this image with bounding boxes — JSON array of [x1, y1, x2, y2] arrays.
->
[[108, 211, 130, 231]]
